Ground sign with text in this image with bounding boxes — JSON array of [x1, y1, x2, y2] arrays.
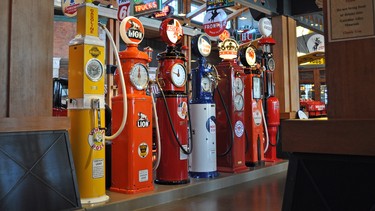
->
[[133, 0, 162, 17], [117, 0, 130, 21], [206, 0, 234, 11], [203, 9, 227, 37], [328, 0, 375, 42]]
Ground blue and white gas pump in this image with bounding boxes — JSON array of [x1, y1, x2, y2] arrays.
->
[[188, 34, 219, 178]]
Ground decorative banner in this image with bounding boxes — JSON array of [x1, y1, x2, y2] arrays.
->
[[133, 0, 162, 17], [119, 16, 145, 45], [219, 30, 230, 41], [203, 9, 227, 37], [117, 0, 131, 21], [61, 0, 84, 17], [206, 0, 234, 11], [258, 17, 272, 37]]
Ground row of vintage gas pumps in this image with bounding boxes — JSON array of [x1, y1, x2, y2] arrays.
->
[[68, 2, 280, 204]]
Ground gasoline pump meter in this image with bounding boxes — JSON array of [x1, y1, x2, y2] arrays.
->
[[155, 18, 190, 184], [214, 38, 248, 173], [110, 16, 154, 194], [258, 17, 280, 162], [68, 2, 108, 204], [189, 34, 219, 178], [238, 44, 266, 167]]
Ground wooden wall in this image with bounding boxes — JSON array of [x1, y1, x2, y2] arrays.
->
[[1, 0, 53, 118]]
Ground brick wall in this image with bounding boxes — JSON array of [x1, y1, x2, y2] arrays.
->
[[54, 21, 76, 78]]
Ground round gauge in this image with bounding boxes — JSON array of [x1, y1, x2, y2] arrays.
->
[[267, 57, 276, 71], [129, 63, 149, 90], [86, 58, 104, 82], [170, 63, 186, 87], [201, 77, 212, 92], [234, 94, 244, 111], [234, 77, 244, 93]]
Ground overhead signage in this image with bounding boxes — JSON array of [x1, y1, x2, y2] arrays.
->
[[206, 0, 234, 11], [219, 30, 230, 41], [117, 0, 131, 21], [203, 9, 227, 37], [239, 30, 261, 43], [133, 0, 162, 17], [306, 34, 325, 52], [153, 5, 174, 19], [61, 0, 84, 17]]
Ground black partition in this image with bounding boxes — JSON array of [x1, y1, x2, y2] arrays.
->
[[0, 130, 81, 211]]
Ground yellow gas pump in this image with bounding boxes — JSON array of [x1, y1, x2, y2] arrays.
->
[[68, 1, 108, 204]]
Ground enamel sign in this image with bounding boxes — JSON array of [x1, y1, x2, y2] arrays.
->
[[203, 9, 227, 37]]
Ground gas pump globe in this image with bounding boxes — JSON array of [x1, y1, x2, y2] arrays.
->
[[213, 38, 248, 173], [189, 34, 219, 178], [155, 18, 190, 184]]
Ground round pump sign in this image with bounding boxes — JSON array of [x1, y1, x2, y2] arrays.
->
[[159, 18, 183, 46], [192, 34, 211, 57], [119, 16, 145, 45], [258, 17, 272, 37], [203, 9, 227, 37]]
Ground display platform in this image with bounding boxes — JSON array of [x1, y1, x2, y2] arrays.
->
[[79, 161, 288, 211]]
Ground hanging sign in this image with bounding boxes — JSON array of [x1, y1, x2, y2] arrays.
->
[[203, 9, 227, 37], [219, 30, 230, 41], [306, 34, 325, 52], [206, 0, 234, 11], [153, 5, 174, 19], [133, 0, 162, 17], [61, 0, 84, 17], [117, 0, 131, 21]]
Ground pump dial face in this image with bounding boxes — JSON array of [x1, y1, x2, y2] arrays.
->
[[86, 58, 104, 82], [234, 77, 244, 93], [234, 94, 244, 111], [267, 57, 275, 72], [129, 63, 149, 90], [201, 77, 212, 92], [171, 63, 186, 87]]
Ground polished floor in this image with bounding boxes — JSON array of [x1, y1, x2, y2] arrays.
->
[[136, 171, 287, 211]]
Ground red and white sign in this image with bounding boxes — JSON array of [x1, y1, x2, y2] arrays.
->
[[219, 30, 230, 41], [117, 0, 130, 21], [61, 0, 84, 17], [160, 18, 183, 45], [203, 9, 227, 37], [119, 16, 145, 45]]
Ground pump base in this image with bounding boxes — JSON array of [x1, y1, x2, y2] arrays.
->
[[110, 186, 154, 194], [189, 171, 219, 179], [217, 165, 248, 173], [154, 179, 190, 185], [246, 160, 265, 167], [81, 195, 109, 205]]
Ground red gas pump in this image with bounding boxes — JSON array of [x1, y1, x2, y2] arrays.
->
[[258, 18, 280, 162], [110, 16, 154, 193], [238, 44, 265, 167], [214, 38, 248, 173], [155, 18, 190, 184]]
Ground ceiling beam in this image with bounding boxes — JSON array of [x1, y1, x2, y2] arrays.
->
[[227, 7, 248, 21], [186, 4, 206, 19], [233, 0, 273, 16]]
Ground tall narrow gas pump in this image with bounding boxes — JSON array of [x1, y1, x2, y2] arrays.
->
[[214, 38, 248, 173], [189, 34, 219, 178], [155, 18, 190, 184], [238, 44, 266, 167], [110, 17, 154, 193], [258, 18, 280, 162], [68, 2, 108, 203]]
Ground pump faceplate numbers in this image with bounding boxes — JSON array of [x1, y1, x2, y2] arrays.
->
[[130, 63, 149, 90]]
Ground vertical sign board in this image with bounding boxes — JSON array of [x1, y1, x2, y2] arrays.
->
[[133, 0, 162, 17], [328, 0, 375, 42]]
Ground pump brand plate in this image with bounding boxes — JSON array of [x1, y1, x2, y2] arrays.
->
[[234, 120, 244, 137], [120, 16, 144, 44]]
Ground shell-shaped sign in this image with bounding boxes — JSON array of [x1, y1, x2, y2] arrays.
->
[[203, 9, 227, 37], [120, 16, 145, 45], [258, 17, 272, 37], [192, 34, 211, 57], [159, 18, 183, 46]]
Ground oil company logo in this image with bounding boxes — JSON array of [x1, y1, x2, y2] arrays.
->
[[88, 128, 105, 151], [120, 17, 144, 45], [218, 38, 238, 59], [62, 0, 84, 17], [137, 112, 150, 128], [89, 47, 101, 58], [138, 142, 149, 158], [177, 101, 188, 119], [197, 34, 211, 57], [206, 116, 216, 133], [234, 120, 244, 137], [203, 9, 227, 37], [164, 19, 183, 45], [253, 110, 262, 126]]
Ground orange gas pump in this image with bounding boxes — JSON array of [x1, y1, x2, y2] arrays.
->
[[238, 44, 266, 167], [110, 16, 154, 193], [155, 18, 191, 184], [214, 38, 248, 173], [258, 18, 280, 162]]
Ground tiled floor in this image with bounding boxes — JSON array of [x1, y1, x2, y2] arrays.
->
[[136, 171, 287, 211]]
